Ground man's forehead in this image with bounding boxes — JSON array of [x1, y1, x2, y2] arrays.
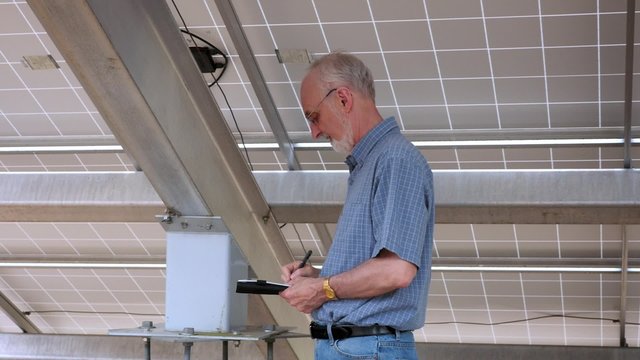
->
[[300, 72, 320, 105]]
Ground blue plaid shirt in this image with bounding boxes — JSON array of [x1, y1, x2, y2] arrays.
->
[[313, 117, 434, 331]]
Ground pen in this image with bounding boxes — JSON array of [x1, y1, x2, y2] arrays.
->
[[298, 250, 312, 269]]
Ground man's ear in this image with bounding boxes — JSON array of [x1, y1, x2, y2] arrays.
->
[[336, 87, 353, 112]]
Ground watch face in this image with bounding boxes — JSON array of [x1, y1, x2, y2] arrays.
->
[[324, 278, 337, 300]]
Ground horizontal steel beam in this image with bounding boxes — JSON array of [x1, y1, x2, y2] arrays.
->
[[0, 172, 163, 222], [1, 170, 639, 224], [257, 169, 640, 224], [0, 332, 297, 360], [2, 333, 640, 360]]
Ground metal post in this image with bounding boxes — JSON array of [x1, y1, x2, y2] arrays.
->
[[143, 337, 151, 360], [183, 342, 193, 360], [620, 225, 629, 347], [222, 340, 229, 360], [265, 338, 275, 360]]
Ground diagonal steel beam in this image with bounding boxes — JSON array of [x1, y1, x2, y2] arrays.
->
[[214, 0, 300, 171], [26, 1, 311, 357], [0, 291, 40, 333]]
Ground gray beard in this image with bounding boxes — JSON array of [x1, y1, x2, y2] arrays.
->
[[330, 116, 355, 154]]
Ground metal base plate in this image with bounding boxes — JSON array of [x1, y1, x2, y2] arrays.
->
[[108, 323, 300, 343]]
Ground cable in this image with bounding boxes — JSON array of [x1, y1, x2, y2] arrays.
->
[[215, 82, 254, 170], [170, 0, 253, 169], [24, 310, 164, 317], [291, 223, 308, 254], [426, 314, 623, 327]]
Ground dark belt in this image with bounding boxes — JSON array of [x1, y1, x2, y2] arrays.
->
[[310, 322, 397, 340]]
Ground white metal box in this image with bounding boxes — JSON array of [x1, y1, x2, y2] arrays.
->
[[165, 231, 248, 332]]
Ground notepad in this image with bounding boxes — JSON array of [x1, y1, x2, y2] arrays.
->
[[235, 279, 289, 295]]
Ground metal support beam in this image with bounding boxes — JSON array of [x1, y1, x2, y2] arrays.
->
[[4, 333, 640, 360], [2, 169, 640, 224], [26, 1, 310, 357], [0, 291, 40, 334], [0, 333, 295, 360], [623, 0, 635, 168], [256, 169, 640, 224], [214, 0, 300, 171], [0, 172, 163, 222], [620, 225, 629, 347]]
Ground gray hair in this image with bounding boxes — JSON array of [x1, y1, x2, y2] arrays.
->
[[309, 52, 375, 101]]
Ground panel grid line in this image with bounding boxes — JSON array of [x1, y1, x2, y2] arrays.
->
[[559, 273, 568, 345], [479, 0, 507, 169], [55, 268, 112, 330], [536, 0, 551, 129], [440, 273, 462, 343], [420, 0, 461, 169], [479, 273, 497, 344], [223, 11, 631, 28], [28, 269, 87, 335], [365, 0, 405, 129], [518, 273, 533, 344]]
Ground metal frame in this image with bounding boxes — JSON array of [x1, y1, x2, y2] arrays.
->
[[213, 0, 300, 171], [2, 170, 640, 224], [623, 0, 636, 168], [26, 1, 311, 357], [0, 292, 39, 334]]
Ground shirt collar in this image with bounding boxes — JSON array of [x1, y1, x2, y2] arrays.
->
[[344, 117, 398, 171]]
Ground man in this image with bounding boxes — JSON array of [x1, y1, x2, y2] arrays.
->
[[280, 52, 434, 360]]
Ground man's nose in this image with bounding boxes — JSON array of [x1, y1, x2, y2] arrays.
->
[[310, 124, 322, 139]]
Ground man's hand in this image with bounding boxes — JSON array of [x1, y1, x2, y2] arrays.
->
[[280, 276, 326, 314], [280, 260, 324, 313], [280, 260, 320, 283]]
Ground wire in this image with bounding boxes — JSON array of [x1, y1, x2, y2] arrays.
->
[[215, 82, 254, 170], [24, 310, 164, 317], [426, 314, 623, 327], [291, 223, 308, 254], [170, 0, 252, 169]]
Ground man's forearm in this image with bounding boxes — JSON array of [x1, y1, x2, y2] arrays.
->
[[328, 249, 417, 299]]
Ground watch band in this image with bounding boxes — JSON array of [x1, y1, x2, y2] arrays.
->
[[323, 277, 338, 300]]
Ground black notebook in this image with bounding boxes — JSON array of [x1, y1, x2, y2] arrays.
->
[[236, 279, 289, 295]]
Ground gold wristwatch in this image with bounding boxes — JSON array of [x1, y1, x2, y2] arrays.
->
[[323, 277, 338, 300]]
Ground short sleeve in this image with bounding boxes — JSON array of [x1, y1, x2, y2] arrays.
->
[[370, 154, 429, 267]]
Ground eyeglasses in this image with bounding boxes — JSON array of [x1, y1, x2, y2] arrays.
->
[[304, 88, 337, 126]]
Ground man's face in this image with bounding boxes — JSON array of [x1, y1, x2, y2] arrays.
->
[[301, 75, 354, 154]]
